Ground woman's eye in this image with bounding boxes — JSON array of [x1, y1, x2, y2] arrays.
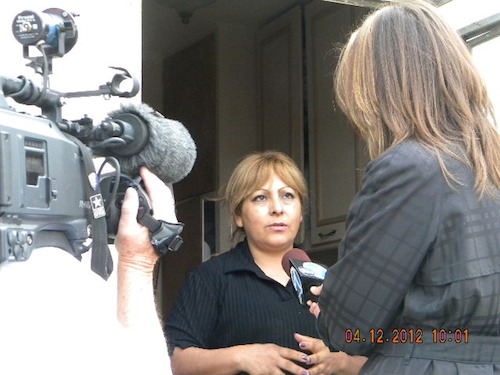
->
[[253, 194, 268, 202], [282, 191, 295, 200]]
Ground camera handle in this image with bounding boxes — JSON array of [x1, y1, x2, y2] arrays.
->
[[99, 174, 184, 256], [138, 213, 184, 255]]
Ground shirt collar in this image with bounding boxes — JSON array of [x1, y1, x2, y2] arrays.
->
[[222, 239, 265, 277]]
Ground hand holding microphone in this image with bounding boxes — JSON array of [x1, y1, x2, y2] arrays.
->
[[281, 248, 327, 306], [308, 285, 323, 318]]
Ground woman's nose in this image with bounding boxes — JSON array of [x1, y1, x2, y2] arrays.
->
[[270, 196, 284, 215]]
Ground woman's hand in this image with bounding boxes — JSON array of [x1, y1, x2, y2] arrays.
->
[[294, 333, 367, 375], [173, 343, 314, 375], [234, 343, 311, 375]]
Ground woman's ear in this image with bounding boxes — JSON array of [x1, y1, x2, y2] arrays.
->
[[234, 215, 243, 228]]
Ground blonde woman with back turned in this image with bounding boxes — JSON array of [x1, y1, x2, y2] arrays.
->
[[309, 1, 500, 374]]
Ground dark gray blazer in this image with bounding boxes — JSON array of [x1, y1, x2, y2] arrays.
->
[[317, 140, 500, 374]]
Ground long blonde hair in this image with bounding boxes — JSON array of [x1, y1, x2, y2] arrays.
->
[[334, 0, 500, 197]]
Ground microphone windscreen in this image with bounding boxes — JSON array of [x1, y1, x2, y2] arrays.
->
[[281, 248, 311, 276], [107, 103, 197, 184]]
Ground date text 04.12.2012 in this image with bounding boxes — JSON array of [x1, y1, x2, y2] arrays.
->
[[344, 328, 469, 344]]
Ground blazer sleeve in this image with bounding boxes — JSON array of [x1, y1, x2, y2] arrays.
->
[[317, 142, 444, 355]]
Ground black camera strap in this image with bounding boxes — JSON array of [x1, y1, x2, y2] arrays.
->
[[65, 134, 113, 280]]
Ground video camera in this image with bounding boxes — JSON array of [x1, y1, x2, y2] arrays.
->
[[0, 8, 187, 280]]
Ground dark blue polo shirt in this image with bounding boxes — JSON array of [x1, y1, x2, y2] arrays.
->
[[165, 240, 318, 357]]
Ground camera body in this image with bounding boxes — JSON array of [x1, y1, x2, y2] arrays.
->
[[0, 8, 189, 278], [0, 8, 141, 273], [0, 105, 88, 263]]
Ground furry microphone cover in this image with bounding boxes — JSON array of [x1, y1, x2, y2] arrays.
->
[[106, 102, 197, 184]]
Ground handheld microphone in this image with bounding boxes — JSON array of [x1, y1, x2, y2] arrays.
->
[[92, 102, 197, 184], [282, 248, 327, 305]]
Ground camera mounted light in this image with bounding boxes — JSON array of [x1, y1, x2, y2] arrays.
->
[[12, 8, 78, 75]]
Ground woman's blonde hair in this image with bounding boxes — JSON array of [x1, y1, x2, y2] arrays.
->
[[218, 150, 308, 244], [334, 0, 500, 197]]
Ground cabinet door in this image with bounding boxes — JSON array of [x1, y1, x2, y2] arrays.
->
[[256, 5, 304, 169], [256, 5, 305, 243], [306, 1, 367, 247]]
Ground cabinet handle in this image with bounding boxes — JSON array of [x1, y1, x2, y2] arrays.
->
[[318, 229, 337, 239]]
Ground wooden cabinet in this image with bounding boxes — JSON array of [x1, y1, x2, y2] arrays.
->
[[305, 2, 369, 248], [256, 1, 369, 252], [256, 5, 305, 243], [256, 5, 304, 170]]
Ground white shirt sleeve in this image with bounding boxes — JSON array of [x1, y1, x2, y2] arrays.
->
[[0, 247, 171, 375]]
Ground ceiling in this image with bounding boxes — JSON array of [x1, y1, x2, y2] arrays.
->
[[323, 0, 452, 6], [144, 0, 480, 62], [144, 0, 306, 57], [151, 0, 303, 25], [150, 0, 454, 31]]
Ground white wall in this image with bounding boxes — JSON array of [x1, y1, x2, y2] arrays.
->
[[439, 0, 500, 118], [438, 0, 499, 29], [2, 1, 141, 123]]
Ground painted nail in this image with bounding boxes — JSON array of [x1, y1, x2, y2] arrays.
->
[[299, 342, 307, 349]]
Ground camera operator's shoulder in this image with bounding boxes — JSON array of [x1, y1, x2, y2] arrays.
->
[[0, 247, 118, 374], [0, 247, 88, 282], [1, 247, 113, 303]]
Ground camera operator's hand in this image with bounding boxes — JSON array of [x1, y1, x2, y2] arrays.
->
[[114, 167, 176, 326], [113, 167, 172, 373], [140, 166, 178, 224], [115, 167, 178, 272], [115, 185, 158, 271]]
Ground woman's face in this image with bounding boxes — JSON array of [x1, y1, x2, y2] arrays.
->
[[235, 173, 303, 253]]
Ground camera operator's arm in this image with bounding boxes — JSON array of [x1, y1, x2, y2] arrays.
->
[[114, 167, 176, 373]]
